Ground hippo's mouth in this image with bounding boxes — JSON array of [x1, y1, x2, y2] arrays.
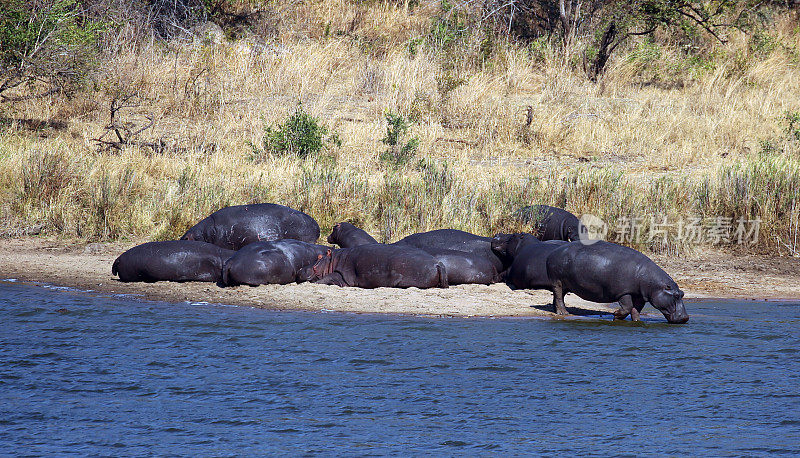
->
[[667, 314, 690, 324]]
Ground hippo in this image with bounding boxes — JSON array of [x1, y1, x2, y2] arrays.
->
[[328, 223, 496, 284], [393, 229, 505, 273], [301, 245, 448, 289], [327, 222, 378, 247], [490, 232, 542, 267], [112, 240, 235, 283], [221, 240, 331, 286], [515, 205, 583, 241], [181, 203, 320, 250], [545, 241, 689, 324], [424, 248, 500, 285], [497, 237, 568, 289]]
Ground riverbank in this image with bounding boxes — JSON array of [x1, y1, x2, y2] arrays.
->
[[1, 237, 798, 317]]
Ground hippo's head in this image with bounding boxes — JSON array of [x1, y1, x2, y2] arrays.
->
[[649, 282, 689, 324], [327, 223, 343, 245], [181, 222, 207, 243], [491, 233, 540, 261], [564, 222, 581, 242], [301, 250, 333, 282], [490, 233, 514, 256]]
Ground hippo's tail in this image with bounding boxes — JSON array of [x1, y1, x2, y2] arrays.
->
[[111, 257, 120, 276], [436, 262, 449, 289]]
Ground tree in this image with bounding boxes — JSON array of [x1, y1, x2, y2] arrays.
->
[[0, 0, 102, 103]]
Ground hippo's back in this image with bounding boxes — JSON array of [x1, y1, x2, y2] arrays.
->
[[182, 203, 320, 250]]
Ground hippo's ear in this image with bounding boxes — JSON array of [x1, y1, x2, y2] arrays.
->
[[325, 248, 332, 257], [317, 254, 324, 260]]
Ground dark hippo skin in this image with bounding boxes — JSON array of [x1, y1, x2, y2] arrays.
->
[[221, 240, 331, 286], [545, 241, 689, 324], [301, 245, 448, 289], [424, 248, 500, 285], [112, 241, 235, 283], [328, 224, 496, 284], [327, 222, 378, 247], [515, 205, 583, 241], [490, 233, 542, 267], [181, 203, 320, 250], [503, 239, 569, 290], [393, 229, 505, 273]]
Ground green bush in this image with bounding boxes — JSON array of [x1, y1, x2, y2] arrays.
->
[[0, 0, 103, 100], [251, 103, 341, 161], [380, 111, 419, 169]]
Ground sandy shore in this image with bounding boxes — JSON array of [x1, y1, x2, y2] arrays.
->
[[1, 237, 799, 318]]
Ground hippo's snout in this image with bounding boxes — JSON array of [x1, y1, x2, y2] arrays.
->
[[667, 300, 689, 324], [668, 313, 690, 324]]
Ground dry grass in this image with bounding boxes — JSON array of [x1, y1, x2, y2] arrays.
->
[[1, 2, 799, 255]]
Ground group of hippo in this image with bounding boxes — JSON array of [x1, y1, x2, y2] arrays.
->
[[112, 203, 689, 324]]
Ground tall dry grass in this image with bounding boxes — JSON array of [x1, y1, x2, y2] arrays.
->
[[1, 2, 799, 255]]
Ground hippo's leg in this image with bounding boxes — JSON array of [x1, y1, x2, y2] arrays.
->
[[552, 281, 569, 315], [315, 272, 348, 287], [615, 295, 641, 321], [629, 296, 646, 321]]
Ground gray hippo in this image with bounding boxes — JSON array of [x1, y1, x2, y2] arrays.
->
[[490, 232, 542, 267], [545, 241, 689, 324], [492, 234, 568, 289], [181, 203, 320, 250], [423, 248, 500, 285], [515, 205, 583, 241], [301, 245, 448, 289], [221, 240, 331, 286], [112, 240, 235, 283], [327, 222, 378, 247], [393, 229, 506, 273], [328, 222, 499, 285]]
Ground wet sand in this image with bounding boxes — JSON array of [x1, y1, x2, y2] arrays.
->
[[1, 237, 799, 318]]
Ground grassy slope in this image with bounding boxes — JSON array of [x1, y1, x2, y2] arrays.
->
[[1, 1, 799, 255]]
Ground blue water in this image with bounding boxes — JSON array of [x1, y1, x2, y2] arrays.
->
[[1, 281, 799, 456]]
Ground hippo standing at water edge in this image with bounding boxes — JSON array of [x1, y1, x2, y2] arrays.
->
[[329, 223, 498, 285], [221, 240, 331, 286], [393, 229, 506, 273], [515, 205, 583, 241], [181, 203, 320, 250], [112, 241, 235, 283], [327, 222, 378, 247], [301, 245, 448, 289], [545, 241, 689, 324]]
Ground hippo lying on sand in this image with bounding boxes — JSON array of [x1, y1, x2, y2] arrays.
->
[[181, 203, 320, 250], [393, 229, 505, 273], [328, 223, 499, 285], [301, 245, 448, 289], [545, 241, 689, 324], [515, 205, 583, 242], [222, 240, 331, 286], [112, 241, 235, 283]]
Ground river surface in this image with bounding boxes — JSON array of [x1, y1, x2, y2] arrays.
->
[[1, 281, 799, 456]]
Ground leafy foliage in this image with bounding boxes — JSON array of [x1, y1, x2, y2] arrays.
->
[[0, 0, 103, 101], [380, 112, 419, 169], [252, 103, 341, 161]]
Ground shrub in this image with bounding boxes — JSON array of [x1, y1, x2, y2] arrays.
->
[[0, 0, 103, 101], [251, 103, 341, 161], [380, 111, 419, 168]]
